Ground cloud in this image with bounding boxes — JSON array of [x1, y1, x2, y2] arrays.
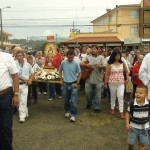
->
[[43, 29, 54, 36]]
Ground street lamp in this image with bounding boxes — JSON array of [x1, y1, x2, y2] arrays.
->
[[0, 6, 11, 48]]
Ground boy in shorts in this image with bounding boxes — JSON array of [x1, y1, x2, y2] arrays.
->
[[126, 85, 150, 150]]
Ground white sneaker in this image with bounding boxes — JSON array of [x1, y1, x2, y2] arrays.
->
[[19, 118, 25, 123], [70, 116, 75, 122], [65, 113, 70, 118], [43, 92, 47, 95], [48, 98, 54, 101], [58, 95, 62, 99]]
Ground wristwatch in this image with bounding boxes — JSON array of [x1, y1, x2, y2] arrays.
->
[[14, 92, 19, 96]]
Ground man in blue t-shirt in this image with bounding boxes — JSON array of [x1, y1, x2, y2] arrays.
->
[[59, 50, 81, 122]]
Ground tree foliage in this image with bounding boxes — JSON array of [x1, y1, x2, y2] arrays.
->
[[9, 39, 47, 51]]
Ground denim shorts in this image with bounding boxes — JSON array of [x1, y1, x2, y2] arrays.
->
[[127, 127, 149, 145]]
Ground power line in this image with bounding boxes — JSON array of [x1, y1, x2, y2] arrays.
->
[[3, 17, 95, 20], [3, 23, 139, 28], [5, 7, 107, 12]]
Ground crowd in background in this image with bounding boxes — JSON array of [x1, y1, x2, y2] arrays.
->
[[8, 45, 150, 118], [0, 44, 150, 150]]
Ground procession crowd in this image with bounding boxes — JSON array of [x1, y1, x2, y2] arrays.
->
[[0, 45, 150, 150]]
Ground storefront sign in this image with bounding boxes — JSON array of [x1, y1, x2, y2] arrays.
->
[[124, 38, 142, 44]]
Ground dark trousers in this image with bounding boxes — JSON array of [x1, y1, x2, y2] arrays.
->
[[133, 84, 138, 99], [55, 83, 62, 96], [80, 79, 85, 90], [49, 83, 61, 98], [38, 82, 47, 93], [103, 86, 110, 102], [0, 90, 13, 150], [49, 83, 55, 98], [28, 81, 38, 104]]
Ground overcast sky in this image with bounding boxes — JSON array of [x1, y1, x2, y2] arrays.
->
[[0, 0, 141, 39]]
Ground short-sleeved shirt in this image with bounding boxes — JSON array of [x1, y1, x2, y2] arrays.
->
[[79, 53, 87, 61], [59, 59, 81, 83], [0, 52, 18, 91], [32, 63, 41, 73], [15, 60, 33, 81], [82, 55, 107, 84]]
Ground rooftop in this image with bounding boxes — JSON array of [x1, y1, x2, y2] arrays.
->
[[62, 36, 122, 44]]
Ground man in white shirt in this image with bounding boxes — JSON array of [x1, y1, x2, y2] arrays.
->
[[0, 51, 19, 150], [15, 50, 34, 123], [139, 52, 150, 99]]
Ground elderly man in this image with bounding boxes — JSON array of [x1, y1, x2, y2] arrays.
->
[[15, 50, 34, 123], [12, 46, 22, 60], [12, 46, 23, 114], [132, 55, 144, 98], [0, 51, 19, 150]]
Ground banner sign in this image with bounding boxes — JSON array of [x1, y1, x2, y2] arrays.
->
[[124, 38, 142, 44]]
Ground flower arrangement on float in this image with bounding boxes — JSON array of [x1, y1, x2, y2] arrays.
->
[[34, 67, 60, 82]]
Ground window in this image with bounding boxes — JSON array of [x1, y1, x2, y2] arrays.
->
[[131, 10, 139, 19], [110, 14, 115, 23], [97, 17, 108, 25], [130, 26, 138, 35]]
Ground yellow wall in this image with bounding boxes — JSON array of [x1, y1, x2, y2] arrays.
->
[[144, 11, 150, 23], [75, 32, 118, 38], [144, 28, 150, 38], [92, 7, 140, 41]]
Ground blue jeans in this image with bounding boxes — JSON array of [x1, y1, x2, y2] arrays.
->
[[49, 83, 62, 98], [0, 89, 14, 150], [62, 83, 78, 117], [49, 83, 55, 98], [55, 83, 62, 96], [85, 81, 103, 110]]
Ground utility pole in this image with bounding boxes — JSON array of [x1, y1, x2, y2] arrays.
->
[[0, 6, 11, 48], [70, 21, 80, 48], [55, 34, 57, 43]]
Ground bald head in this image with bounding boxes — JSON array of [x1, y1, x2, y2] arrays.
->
[[138, 55, 144, 64], [138, 54, 144, 59]]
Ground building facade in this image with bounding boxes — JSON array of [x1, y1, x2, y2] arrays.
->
[[0, 30, 12, 48], [91, 0, 150, 50], [62, 0, 150, 50]]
